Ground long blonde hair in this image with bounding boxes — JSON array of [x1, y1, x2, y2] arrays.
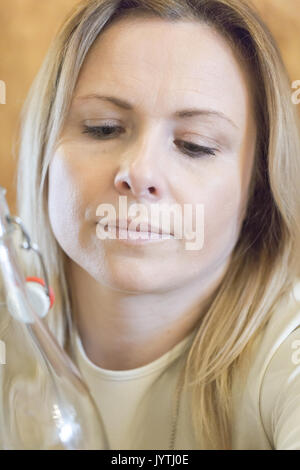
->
[[6, 0, 300, 449]]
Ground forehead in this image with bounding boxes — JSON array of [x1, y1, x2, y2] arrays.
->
[[74, 17, 253, 128]]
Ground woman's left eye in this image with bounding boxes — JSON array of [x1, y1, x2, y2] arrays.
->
[[82, 125, 217, 159], [82, 124, 125, 139]]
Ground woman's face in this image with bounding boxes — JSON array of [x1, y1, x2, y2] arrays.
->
[[48, 18, 257, 293]]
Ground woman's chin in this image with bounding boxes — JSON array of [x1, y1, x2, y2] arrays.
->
[[89, 263, 175, 294]]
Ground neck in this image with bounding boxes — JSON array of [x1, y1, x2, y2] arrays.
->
[[67, 260, 228, 371]]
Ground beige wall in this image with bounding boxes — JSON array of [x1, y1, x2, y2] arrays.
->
[[0, 0, 299, 211]]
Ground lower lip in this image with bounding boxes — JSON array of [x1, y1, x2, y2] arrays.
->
[[104, 226, 175, 244]]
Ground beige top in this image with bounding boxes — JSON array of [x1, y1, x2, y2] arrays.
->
[[71, 280, 300, 450]]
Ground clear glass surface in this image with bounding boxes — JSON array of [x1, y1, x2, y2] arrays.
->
[[0, 186, 109, 449]]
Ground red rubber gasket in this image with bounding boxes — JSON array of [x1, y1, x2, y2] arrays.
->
[[26, 276, 55, 308]]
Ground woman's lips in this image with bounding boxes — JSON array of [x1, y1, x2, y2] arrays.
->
[[101, 218, 174, 237], [104, 225, 175, 244]]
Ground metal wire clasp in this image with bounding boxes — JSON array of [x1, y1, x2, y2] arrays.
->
[[5, 214, 51, 301]]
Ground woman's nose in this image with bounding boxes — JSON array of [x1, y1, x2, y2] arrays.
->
[[115, 177, 157, 199], [114, 126, 168, 201]]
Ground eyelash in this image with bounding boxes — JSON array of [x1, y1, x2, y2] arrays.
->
[[82, 125, 217, 159]]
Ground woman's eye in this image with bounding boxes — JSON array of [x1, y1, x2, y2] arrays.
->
[[82, 124, 125, 139], [81, 126, 217, 159], [174, 139, 217, 159]]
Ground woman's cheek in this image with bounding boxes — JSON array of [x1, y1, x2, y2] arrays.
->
[[48, 150, 87, 247], [202, 170, 243, 248]]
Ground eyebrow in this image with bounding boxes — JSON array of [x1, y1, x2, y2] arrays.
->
[[74, 94, 239, 129]]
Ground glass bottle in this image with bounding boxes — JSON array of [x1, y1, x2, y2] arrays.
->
[[0, 186, 109, 450]]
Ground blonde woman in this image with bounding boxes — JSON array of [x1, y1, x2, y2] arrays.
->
[[1, 0, 300, 450]]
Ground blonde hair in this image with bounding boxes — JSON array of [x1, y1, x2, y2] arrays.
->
[[4, 0, 300, 449]]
